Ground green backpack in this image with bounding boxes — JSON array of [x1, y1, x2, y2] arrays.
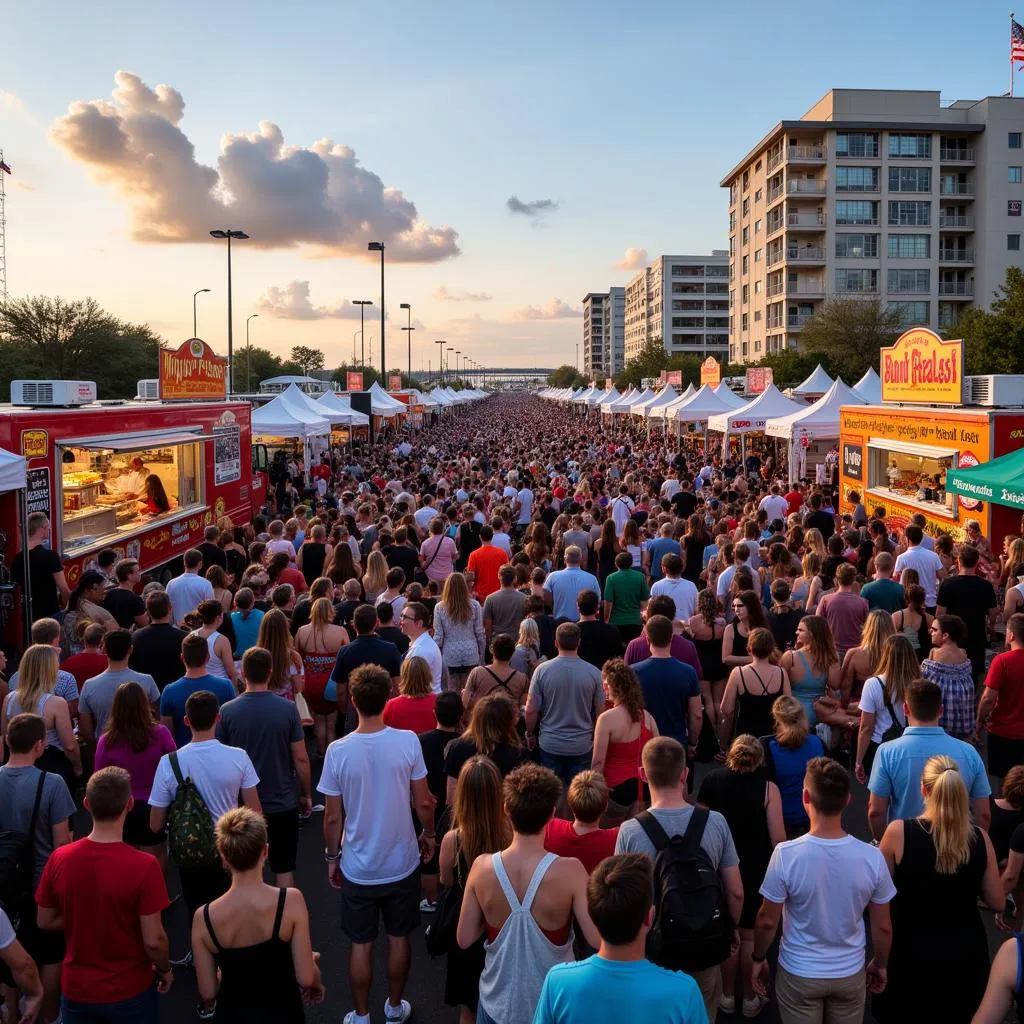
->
[[167, 752, 218, 868]]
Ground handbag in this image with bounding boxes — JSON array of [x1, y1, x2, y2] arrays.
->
[[425, 850, 464, 958], [880, 687, 905, 743]]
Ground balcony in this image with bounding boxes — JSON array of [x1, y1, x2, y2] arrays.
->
[[786, 280, 826, 298], [766, 184, 784, 205], [939, 249, 975, 264], [785, 246, 826, 263], [787, 179, 827, 196], [788, 145, 827, 163], [940, 182, 975, 197], [940, 148, 976, 163], [767, 151, 783, 174], [938, 281, 974, 296], [766, 218, 786, 237], [788, 313, 814, 329], [766, 281, 785, 298], [939, 214, 974, 230], [787, 212, 827, 231], [766, 316, 784, 330], [767, 250, 785, 267]]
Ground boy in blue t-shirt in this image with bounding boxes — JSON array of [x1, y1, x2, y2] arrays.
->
[[159, 633, 237, 747]]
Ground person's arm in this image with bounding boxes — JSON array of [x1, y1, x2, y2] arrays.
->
[[193, 912, 219, 1006], [973, 937, 1019, 1024], [567, 860, 601, 948], [0, 937, 43, 1020], [866, 901, 892, 994], [766, 783, 786, 847], [524, 685, 541, 747], [855, 710, 876, 784], [240, 786, 261, 814], [868, 793, 890, 842], [878, 819, 901, 876], [150, 804, 168, 834], [77, 708, 96, 748], [977, 685, 999, 738], [291, 740, 312, 813], [411, 776, 436, 862], [590, 713, 611, 776], [216, 635, 241, 690], [720, 863, 743, 930], [978, 829, 1005, 910], [141, 911, 173, 994], [52, 699, 82, 774], [286, 892, 322, 998], [718, 669, 738, 741], [839, 649, 857, 700], [474, 605, 486, 662], [750, 898, 783, 997], [687, 693, 702, 758], [456, 861, 486, 949], [54, 570, 70, 609], [972, 795, 992, 833], [439, 830, 458, 888]]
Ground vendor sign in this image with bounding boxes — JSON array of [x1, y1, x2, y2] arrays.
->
[[700, 357, 721, 386], [159, 339, 227, 401], [880, 327, 963, 405]]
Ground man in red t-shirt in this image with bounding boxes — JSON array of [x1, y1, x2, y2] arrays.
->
[[543, 770, 619, 875], [784, 483, 804, 517], [61, 622, 108, 688], [466, 525, 509, 600], [977, 612, 1024, 778], [36, 766, 172, 1019]]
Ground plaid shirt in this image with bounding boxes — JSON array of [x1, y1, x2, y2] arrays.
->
[[921, 657, 975, 739]]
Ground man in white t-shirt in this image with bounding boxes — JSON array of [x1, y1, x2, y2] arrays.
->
[[650, 554, 698, 622], [413, 494, 438, 531], [400, 602, 443, 692], [149, 689, 260, 962], [893, 524, 944, 610], [752, 756, 894, 1023], [516, 485, 534, 529], [165, 549, 215, 626], [610, 484, 635, 533], [758, 484, 790, 525], [320, 663, 434, 1024]]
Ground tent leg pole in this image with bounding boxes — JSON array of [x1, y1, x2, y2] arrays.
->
[[19, 490, 31, 651]]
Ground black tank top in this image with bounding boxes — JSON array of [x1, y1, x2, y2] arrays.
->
[[301, 542, 326, 586]]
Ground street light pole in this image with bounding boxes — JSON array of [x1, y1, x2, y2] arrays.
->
[[435, 339, 446, 385], [245, 314, 258, 392], [209, 229, 249, 391], [193, 288, 210, 338], [353, 300, 372, 370], [399, 302, 414, 384], [367, 242, 385, 375]]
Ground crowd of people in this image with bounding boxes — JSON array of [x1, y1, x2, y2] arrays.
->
[[5, 391, 1024, 1024]]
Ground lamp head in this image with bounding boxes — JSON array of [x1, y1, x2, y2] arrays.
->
[[209, 230, 228, 239], [399, 302, 410, 310], [197, 288, 211, 295], [368, 241, 384, 252]]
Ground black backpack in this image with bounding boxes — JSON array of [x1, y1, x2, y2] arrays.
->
[[0, 770, 47, 928], [637, 808, 734, 973], [881, 687, 906, 744]]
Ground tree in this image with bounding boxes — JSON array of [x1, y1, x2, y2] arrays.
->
[[614, 338, 669, 389], [331, 363, 382, 389], [232, 345, 285, 392], [289, 345, 325, 377], [797, 298, 901, 382], [546, 365, 586, 389], [961, 267, 1024, 375]]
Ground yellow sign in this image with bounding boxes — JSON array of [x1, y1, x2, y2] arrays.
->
[[20, 430, 47, 459], [700, 356, 721, 386], [880, 327, 963, 405]]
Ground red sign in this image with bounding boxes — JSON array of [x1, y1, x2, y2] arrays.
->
[[159, 339, 227, 400], [666, 370, 683, 387], [745, 367, 773, 395], [659, 370, 668, 382], [700, 357, 721, 386], [346, 371, 364, 391], [388, 374, 402, 390]]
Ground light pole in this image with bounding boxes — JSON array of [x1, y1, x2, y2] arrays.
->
[[192, 288, 210, 338], [351, 330, 360, 365], [367, 241, 385, 375], [353, 300, 373, 369], [435, 339, 446, 385], [399, 302, 414, 384], [245, 314, 258, 392], [447, 346, 454, 389], [209, 229, 248, 391]]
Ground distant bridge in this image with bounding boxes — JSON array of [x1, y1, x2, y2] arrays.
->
[[419, 367, 553, 387]]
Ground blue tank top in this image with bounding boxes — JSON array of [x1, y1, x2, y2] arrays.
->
[[792, 649, 827, 727]]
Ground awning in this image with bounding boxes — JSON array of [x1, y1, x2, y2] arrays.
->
[[0, 448, 26, 493], [946, 448, 1024, 510], [61, 429, 211, 453]]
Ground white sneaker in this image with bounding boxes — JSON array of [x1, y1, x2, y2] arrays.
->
[[743, 994, 769, 1017], [343, 1013, 371, 1024], [419, 897, 437, 912], [719, 994, 736, 1015], [384, 998, 412, 1023]]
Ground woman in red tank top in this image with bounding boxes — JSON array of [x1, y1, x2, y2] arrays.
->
[[591, 659, 659, 819]]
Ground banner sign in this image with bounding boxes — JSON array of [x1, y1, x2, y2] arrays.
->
[[346, 371, 364, 391], [159, 339, 227, 401], [388, 374, 402, 390], [880, 327, 963, 405], [666, 370, 683, 387], [745, 367, 773, 395], [700, 357, 721, 386]]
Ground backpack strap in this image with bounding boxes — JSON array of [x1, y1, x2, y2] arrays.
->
[[169, 751, 186, 789], [880, 685, 901, 729], [681, 806, 710, 852], [27, 770, 46, 849], [635, 810, 671, 853]]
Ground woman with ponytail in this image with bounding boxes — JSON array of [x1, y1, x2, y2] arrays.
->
[[874, 755, 1003, 1022]]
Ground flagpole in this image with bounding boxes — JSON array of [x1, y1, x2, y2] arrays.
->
[[1013, 12, 1016, 97]]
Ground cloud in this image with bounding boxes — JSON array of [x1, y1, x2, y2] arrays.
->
[[257, 280, 385, 321], [507, 298, 582, 321], [615, 247, 648, 271], [0, 90, 24, 115], [506, 195, 559, 218], [433, 286, 493, 303], [49, 71, 461, 262]]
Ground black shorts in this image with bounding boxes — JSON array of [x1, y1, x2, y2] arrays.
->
[[123, 802, 166, 848], [340, 867, 420, 943], [264, 808, 300, 875], [0, 902, 65, 983]]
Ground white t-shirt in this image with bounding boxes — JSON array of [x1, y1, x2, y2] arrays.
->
[[759, 834, 896, 979], [149, 740, 259, 822], [165, 573, 215, 626], [266, 538, 296, 563], [858, 675, 906, 744], [492, 531, 512, 556], [650, 577, 699, 621], [406, 632, 443, 693], [759, 494, 789, 523], [502, 485, 519, 506], [660, 478, 681, 500], [414, 506, 438, 530], [611, 495, 635, 533], [318, 728, 427, 885], [517, 487, 534, 525], [893, 545, 944, 606]]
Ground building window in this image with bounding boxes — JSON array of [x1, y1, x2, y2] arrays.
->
[[754, 219, 762, 234], [888, 201, 931, 226], [835, 268, 878, 293], [888, 301, 929, 326], [835, 132, 879, 158], [1010, 200, 1022, 216], [742, 226, 749, 244], [836, 166, 879, 191], [888, 133, 932, 158], [835, 233, 879, 258], [888, 167, 931, 192], [742, 198, 750, 216], [754, 311, 761, 322], [741, 313, 749, 331], [1011, 133, 1022, 149], [754, 188, 763, 203], [730, 183, 738, 206], [1011, 167, 1023, 183], [742, 255, 749, 274], [741, 284, 749, 303], [742, 171, 749, 191], [754, 280, 763, 294], [754, 249, 762, 262], [835, 200, 879, 225], [755, 160, 762, 174], [887, 234, 930, 259], [729, 211, 736, 230], [887, 269, 930, 293], [1010, 234, 1021, 251]]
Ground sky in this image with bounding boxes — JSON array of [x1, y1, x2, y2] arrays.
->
[[0, 0, 1016, 372]]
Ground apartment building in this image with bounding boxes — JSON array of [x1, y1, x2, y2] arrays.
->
[[721, 89, 1024, 364], [623, 253, 730, 364], [581, 287, 625, 378]]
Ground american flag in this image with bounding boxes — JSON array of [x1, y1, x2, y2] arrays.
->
[[1013, 17, 1024, 65]]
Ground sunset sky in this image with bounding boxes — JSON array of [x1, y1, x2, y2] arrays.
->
[[0, 0, 1012, 370]]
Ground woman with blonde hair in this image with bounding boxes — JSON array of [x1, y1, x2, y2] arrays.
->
[[256, 608, 304, 702], [510, 618, 541, 681], [699, 734, 785, 1018], [874, 756, 1002, 1022], [791, 551, 820, 611], [193, 807, 323, 1021], [295, 597, 348, 755], [803, 527, 827, 563], [434, 572, 486, 693], [362, 549, 389, 604], [591, 659, 659, 818], [383, 656, 438, 734], [765, 695, 825, 837], [439, 756, 512, 1024], [0, 645, 81, 783], [854, 634, 917, 783], [443, 694, 525, 806], [840, 607, 896, 704]]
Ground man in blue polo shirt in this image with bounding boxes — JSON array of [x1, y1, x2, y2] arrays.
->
[[542, 546, 601, 623], [867, 678, 990, 841]]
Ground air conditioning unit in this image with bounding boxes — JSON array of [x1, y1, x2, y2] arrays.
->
[[10, 380, 96, 407], [965, 375, 1024, 408], [136, 379, 160, 400]]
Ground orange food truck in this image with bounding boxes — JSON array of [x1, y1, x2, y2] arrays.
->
[[839, 328, 1024, 543]]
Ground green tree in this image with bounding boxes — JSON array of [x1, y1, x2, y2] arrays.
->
[[546, 365, 586, 388], [614, 337, 670, 389], [797, 298, 901, 382], [289, 345, 325, 377], [961, 266, 1024, 375], [331, 363, 382, 389], [232, 345, 285, 392]]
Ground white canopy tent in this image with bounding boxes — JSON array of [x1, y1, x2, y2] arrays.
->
[[595, 387, 622, 409], [707, 384, 806, 457], [792, 364, 834, 398], [633, 386, 674, 417], [252, 394, 330, 438], [606, 386, 637, 414], [852, 367, 882, 403], [640, 385, 679, 433], [712, 383, 749, 409], [0, 449, 31, 647], [648, 383, 697, 423], [369, 381, 408, 414], [280, 383, 350, 426], [314, 392, 370, 426], [0, 449, 26, 493], [668, 384, 736, 446]]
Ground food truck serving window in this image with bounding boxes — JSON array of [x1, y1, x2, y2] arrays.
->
[[867, 438, 956, 517], [59, 431, 207, 555]]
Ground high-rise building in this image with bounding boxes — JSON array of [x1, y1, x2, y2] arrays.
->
[[722, 88, 1024, 364], [582, 287, 625, 378], [623, 253, 730, 364]]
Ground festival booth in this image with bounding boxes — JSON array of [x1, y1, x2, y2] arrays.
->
[[851, 367, 882, 403], [707, 384, 806, 461], [604, 386, 638, 419], [648, 383, 697, 431], [712, 382, 749, 409], [430, 388, 457, 414], [594, 387, 622, 420], [314, 391, 371, 446], [766, 379, 866, 484], [640, 385, 680, 435], [0, 449, 31, 647], [251, 394, 330, 489], [839, 327, 1024, 542], [669, 385, 736, 448], [634, 385, 677, 419], [791, 364, 834, 401]]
